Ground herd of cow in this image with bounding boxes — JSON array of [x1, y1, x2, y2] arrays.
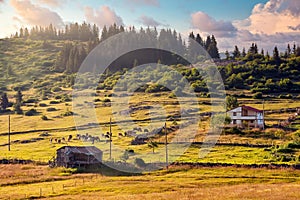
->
[[49, 127, 151, 145]]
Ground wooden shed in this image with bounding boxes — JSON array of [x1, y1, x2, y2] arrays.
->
[[55, 146, 103, 168]]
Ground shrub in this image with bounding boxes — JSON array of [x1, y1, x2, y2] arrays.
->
[[253, 92, 263, 99], [49, 100, 60, 104], [25, 109, 38, 116], [55, 95, 62, 100], [51, 87, 62, 92], [24, 98, 38, 104], [46, 107, 56, 112], [41, 115, 48, 120], [277, 147, 294, 153], [39, 103, 47, 107], [103, 98, 111, 103], [62, 111, 74, 116]]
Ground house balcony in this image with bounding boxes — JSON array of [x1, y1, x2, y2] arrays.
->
[[231, 115, 260, 120]]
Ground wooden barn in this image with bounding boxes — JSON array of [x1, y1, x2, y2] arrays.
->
[[55, 146, 103, 168]]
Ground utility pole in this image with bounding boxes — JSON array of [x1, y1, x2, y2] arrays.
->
[[109, 117, 112, 160], [8, 115, 11, 151], [165, 122, 168, 169], [262, 100, 265, 130]]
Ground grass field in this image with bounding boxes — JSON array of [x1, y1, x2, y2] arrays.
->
[[0, 92, 300, 165], [0, 164, 299, 200]]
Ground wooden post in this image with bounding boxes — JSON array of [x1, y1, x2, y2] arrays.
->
[[165, 122, 168, 170], [262, 100, 265, 130], [8, 115, 10, 151], [109, 117, 112, 160]]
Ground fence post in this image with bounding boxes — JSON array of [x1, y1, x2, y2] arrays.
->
[[39, 188, 42, 197]]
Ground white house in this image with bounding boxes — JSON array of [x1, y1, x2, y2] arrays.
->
[[227, 105, 264, 128]]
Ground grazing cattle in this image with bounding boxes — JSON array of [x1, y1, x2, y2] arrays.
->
[[124, 132, 127, 137], [133, 127, 142, 132], [101, 133, 105, 138], [94, 136, 100, 142], [76, 134, 81, 140], [54, 138, 58, 143], [118, 133, 123, 137], [62, 137, 66, 142], [57, 139, 61, 144], [105, 135, 110, 139], [49, 138, 53, 144], [68, 135, 73, 142]]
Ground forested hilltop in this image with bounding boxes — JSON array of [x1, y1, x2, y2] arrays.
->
[[0, 22, 300, 101]]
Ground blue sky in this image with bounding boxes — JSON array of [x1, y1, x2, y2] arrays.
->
[[0, 0, 299, 51]]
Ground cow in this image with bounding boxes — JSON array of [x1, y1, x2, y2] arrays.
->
[[68, 135, 73, 142]]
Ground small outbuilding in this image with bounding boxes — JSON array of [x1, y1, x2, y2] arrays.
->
[[54, 146, 103, 168]]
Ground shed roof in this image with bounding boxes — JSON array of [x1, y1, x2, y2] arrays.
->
[[242, 105, 263, 113], [227, 105, 263, 113], [57, 146, 102, 155]]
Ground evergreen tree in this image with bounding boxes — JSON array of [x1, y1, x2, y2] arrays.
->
[[207, 35, 220, 59], [261, 49, 264, 56], [195, 33, 203, 46], [273, 46, 280, 63], [242, 47, 246, 57], [287, 44, 291, 57], [0, 93, 9, 111], [225, 50, 230, 60], [14, 90, 23, 114], [101, 25, 108, 41], [205, 35, 211, 50], [232, 45, 240, 59]]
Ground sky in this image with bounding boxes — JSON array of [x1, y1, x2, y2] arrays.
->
[[0, 0, 299, 52]]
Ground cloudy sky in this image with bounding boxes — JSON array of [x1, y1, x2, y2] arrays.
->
[[0, 0, 299, 52]]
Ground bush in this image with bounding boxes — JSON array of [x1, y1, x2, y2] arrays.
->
[[103, 98, 111, 103], [134, 158, 146, 168], [52, 87, 62, 92], [253, 92, 263, 99], [25, 109, 38, 116], [277, 147, 294, 153], [49, 100, 60, 104], [62, 111, 74, 116], [46, 107, 56, 112], [39, 103, 47, 107], [41, 115, 48, 120], [24, 98, 38, 104]]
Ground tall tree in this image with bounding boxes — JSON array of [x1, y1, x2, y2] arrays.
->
[[226, 95, 238, 111], [232, 46, 240, 59], [207, 35, 220, 59], [0, 93, 9, 111], [273, 46, 280, 64], [14, 90, 23, 114]]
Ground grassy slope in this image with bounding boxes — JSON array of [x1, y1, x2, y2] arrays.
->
[[0, 164, 299, 200], [0, 38, 299, 165]]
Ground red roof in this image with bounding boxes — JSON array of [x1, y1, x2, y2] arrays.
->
[[242, 105, 263, 113]]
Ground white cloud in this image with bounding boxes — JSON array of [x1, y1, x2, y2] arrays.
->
[[36, 0, 64, 7], [236, 0, 300, 35], [84, 5, 124, 28], [227, 0, 300, 52], [10, 0, 64, 27], [191, 11, 237, 38], [125, 0, 159, 7], [137, 15, 165, 27]]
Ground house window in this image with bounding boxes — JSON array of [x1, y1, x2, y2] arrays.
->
[[233, 112, 237, 116], [233, 119, 236, 124]]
